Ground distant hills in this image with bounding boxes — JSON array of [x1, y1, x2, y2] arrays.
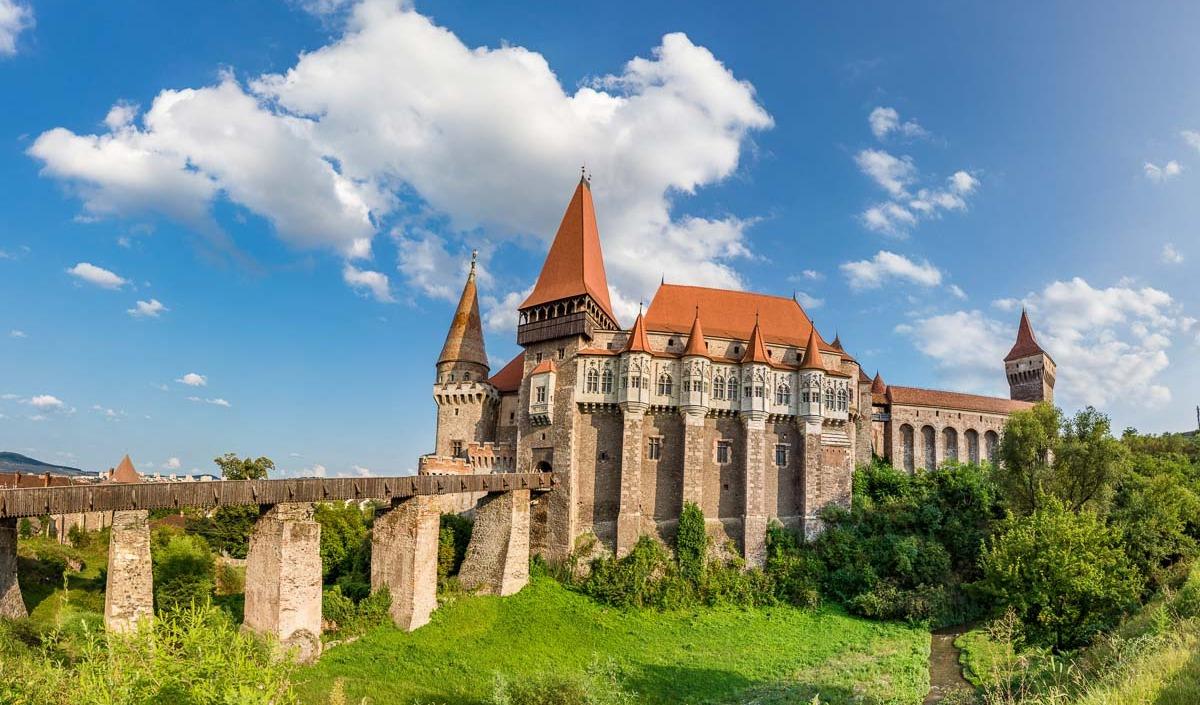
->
[[0, 451, 90, 477]]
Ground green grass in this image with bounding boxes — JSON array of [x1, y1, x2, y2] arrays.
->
[[296, 575, 930, 705], [17, 536, 109, 634]]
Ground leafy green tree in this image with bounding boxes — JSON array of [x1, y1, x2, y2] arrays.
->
[[17, 518, 32, 539], [187, 453, 276, 558], [152, 531, 216, 613], [995, 402, 1061, 514], [1112, 472, 1200, 591], [314, 502, 370, 582], [977, 496, 1141, 650], [676, 502, 707, 584], [213, 453, 274, 480], [1054, 407, 1129, 513]]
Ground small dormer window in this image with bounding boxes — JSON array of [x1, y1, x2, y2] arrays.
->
[[558, 347, 565, 359], [767, 350, 773, 358], [733, 345, 741, 355], [668, 338, 676, 347]]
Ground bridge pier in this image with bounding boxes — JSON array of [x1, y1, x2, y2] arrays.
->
[[1, 518, 26, 619], [104, 510, 153, 632], [371, 495, 439, 631], [459, 489, 530, 596], [243, 503, 322, 664]]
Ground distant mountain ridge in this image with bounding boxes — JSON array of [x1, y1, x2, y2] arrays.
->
[[0, 451, 89, 477]]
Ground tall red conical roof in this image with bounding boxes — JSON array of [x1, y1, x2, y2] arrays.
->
[[800, 329, 825, 370], [438, 254, 489, 370], [1004, 309, 1052, 363], [682, 309, 709, 357], [520, 177, 617, 323], [110, 454, 141, 483], [740, 317, 771, 364], [623, 311, 652, 354], [870, 371, 887, 394]]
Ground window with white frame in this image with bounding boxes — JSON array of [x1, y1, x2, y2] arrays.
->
[[713, 376, 725, 399], [657, 373, 673, 396], [776, 383, 791, 405], [601, 368, 613, 393], [585, 368, 599, 393], [535, 385, 546, 403], [647, 437, 662, 461]]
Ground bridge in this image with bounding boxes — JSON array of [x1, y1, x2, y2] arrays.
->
[[0, 472, 556, 662]]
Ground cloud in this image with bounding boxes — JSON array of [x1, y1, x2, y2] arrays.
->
[[901, 277, 1191, 409], [187, 395, 230, 407], [26, 394, 64, 409], [861, 170, 979, 237], [868, 107, 927, 140], [128, 298, 168, 318], [91, 404, 124, 419], [794, 291, 824, 309], [67, 262, 128, 289], [350, 464, 373, 477], [0, 0, 33, 57], [1162, 243, 1184, 264], [482, 285, 534, 334], [947, 284, 967, 300], [176, 372, 207, 387], [342, 263, 394, 302], [854, 149, 915, 198], [9, 329, 25, 338], [1181, 130, 1200, 152], [1144, 160, 1183, 182], [841, 250, 943, 291], [164, 457, 181, 470], [30, 6, 772, 313], [308, 463, 328, 478]]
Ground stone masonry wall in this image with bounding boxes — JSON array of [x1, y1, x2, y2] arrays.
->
[[371, 495, 439, 631], [0, 518, 25, 619], [243, 503, 323, 663], [104, 510, 153, 633], [458, 489, 531, 596]]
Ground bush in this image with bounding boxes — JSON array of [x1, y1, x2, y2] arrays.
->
[[214, 561, 245, 595], [438, 513, 473, 588], [764, 523, 822, 608], [977, 495, 1142, 650], [65, 525, 91, 549], [488, 658, 634, 705], [152, 531, 216, 613], [315, 502, 372, 582], [676, 502, 707, 584], [18, 518, 33, 539], [322, 585, 391, 636]]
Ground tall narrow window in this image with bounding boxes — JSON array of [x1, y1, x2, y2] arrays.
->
[[837, 388, 848, 411], [451, 440, 463, 457], [776, 383, 791, 405], [647, 437, 662, 461], [535, 385, 546, 403], [824, 388, 834, 409], [716, 440, 732, 464], [729, 378, 739, 399], [585, 368, 599, 393], [713, 376, 725, 400], [601, 368, 613, 393], [691, 379, 702, 393], [754, 385, 764, 398], [657, 373, 673, 396], [775, 444, 788, 467]]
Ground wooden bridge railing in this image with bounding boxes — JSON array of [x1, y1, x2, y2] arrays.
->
[[0, 472, 557, 519]]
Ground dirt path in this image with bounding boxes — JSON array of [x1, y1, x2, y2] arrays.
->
[[924, 627, 972, 704]]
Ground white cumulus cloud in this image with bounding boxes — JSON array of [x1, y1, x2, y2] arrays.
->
[[67, 262, 128, 289], [165, 457, 182, 470], [343, 263, 394, 302], [128, 298, 168, 318], [177, 372, 207, 387], [841, 250, 943, 291], [1144, 160, 1183, 182], [1162, 243, 1184, 264], [27, 394, 63, 409], [868, 106, 927, 140], [0, 0, 33, 57], [29, 4, 772, 317], [187, 396, 231, 407]]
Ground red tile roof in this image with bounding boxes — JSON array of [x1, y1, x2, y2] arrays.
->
[[519, 177, 617, 324], [741, 318, 772, 364], [438, 257, 489, 369], [800, 329, 824, 370], [623, 312, 652, 354], [887, 386, 1033, 415], [682, 310, 709, 357], [110, 454, 141, 483], [870, 372, 887, 395], [530, 359, 557, 375], [1005, 309, 1052, 363], [644, 284, 833, 350], [488, 354, 524, 393]]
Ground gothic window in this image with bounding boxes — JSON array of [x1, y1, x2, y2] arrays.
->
[[449, 372, 456, 382], [775, 444, 788, 467], [647, 437, 662, 461], [657, 373, 673, 396], [985, 430, 1000, 464], [535, 385, 546, 403], [601, 369, 613, 393], [729, 378, 739, 399], [716, 440, 732, 464], [631, 376, 641, 389], [824, 388, 834, 409], [713, 376, 725, 399], [922, 426, 937, 471], [837, 388, 848, 411], [692, 379, 702, 393], [776, 383, 791, 405], [585, 368, 599, 393]]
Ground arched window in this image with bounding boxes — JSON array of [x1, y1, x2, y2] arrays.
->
[[943, 427, 959, 463], [921, 426, 937, 471], [657, 373, 672, 396], [965, 429, 980, 464], [585, 368, 599, 393], [713, 376, 725, 400], [837, 388, 848, 411], [900, 424, 915, 473], [824, 388, 834, 409], [985, 430, 1000, 464], [728, 377, 739, 400], [601, 368, 613, 393], [776, 383, 791, 405]]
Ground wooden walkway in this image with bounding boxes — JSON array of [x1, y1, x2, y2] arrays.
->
[[0, 472, 556, 519]]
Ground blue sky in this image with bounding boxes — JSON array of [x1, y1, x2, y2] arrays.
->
[[1, 1, 1198, 477]]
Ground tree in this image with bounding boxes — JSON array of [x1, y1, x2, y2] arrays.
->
[[152, 531, 216, 612], [1054, 407, 1129, 513], [213, 453, 274, 480], [995, 402, 1061, 514], [977, 496, 1141, 650]]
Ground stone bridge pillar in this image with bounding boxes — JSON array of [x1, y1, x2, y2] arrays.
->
[[371, 495, 439, 631], [105, 510, 153, 633], [243, 503, 322, 664], [742, 414, 768, 568], [615, 402, 646, 557], [459, 489, 530, 596], [1, 518, 26, 619]]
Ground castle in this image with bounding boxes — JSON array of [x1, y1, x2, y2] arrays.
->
[[421, 176, 1055, 566]]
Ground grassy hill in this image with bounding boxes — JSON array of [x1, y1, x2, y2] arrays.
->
[[0, 451, 89, 477], [296, 573, 930, 705]]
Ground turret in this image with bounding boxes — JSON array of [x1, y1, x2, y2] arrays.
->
[[1005, 309, 1055, 404], [680, 308, 710, 414], [618, 310, 651, 410], [799, 329, 825, 422], [739, 316, 771, 418], [436, 251, 489, 384]]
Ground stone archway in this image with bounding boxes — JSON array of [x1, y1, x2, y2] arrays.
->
[[921, 426, 936, 471], [965, 430, 980, 464], [900, 424, 915, 473], [942, 427, 959, 465]]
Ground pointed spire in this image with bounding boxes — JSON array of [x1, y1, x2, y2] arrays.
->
[[871, 371, 887, 395], [683, 307, 709, 357], [1004, 308, 1051, 362], [800, 329, 824, 370], [831, 331, 844, 351], [519, 176, 617, 324], [438, 255, 489, 371], [741, 315, 771, 364], [623, 311, 652, 354], [110, 454, 141, 483]]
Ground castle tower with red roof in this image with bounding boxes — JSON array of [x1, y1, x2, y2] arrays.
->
[[1005, 309, 1056, 404]]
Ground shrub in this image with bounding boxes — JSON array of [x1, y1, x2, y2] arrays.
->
[[676, 502, 707, 584], [322, 585, 391, 636], [438, 513, 473, 588], [214, 561, 245, 595], [977, 495, 1142, 650], [582, 536, 678, 609], [488, 658, 634, 705], [18, 518, 33, 539], [764, 523, 822, 608], [315, 502, 372, 583], [152, 532, 216, 613], [66, 525, 91, 549]]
